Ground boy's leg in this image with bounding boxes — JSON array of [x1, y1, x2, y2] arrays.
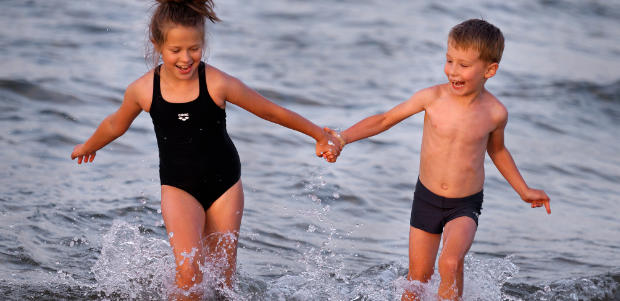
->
[[203, 179, 244, 289], [402, 226, 441, 301], [437, 216, 477, 300], [160, 185, 207, 299]]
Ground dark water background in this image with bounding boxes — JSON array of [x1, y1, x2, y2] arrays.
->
[[1, 0, 619, 300]]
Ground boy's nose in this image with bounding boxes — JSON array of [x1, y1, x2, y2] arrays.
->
[[448, 64, 458, 76]]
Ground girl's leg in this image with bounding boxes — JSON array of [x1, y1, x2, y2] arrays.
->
[[160, 185, 207, 300], [402, 226, 441, 301], [203, 179, 244, 289], [437, 216, 477, 300]]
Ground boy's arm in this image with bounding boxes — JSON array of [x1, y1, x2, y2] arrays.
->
[[487, 111, 551, 214], [339, 88, 431, 145], [71, 82, 143, 164], [221, 71, 341, 159]]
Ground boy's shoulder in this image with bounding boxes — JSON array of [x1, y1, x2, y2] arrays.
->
[[419, 83, 460, 100], [410, 84, 444, 106], [481, 89, 508, 124]]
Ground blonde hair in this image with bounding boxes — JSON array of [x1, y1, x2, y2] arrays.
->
[[448, 19, 504, 63]]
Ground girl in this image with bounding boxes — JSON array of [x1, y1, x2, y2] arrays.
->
[[71, 0, 340, 298]]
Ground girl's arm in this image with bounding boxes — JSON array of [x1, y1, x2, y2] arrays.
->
[[71, 82, 144, 164], [487, 111, 551, 214], [221, 72, 340, 158], [338, 87, 432, 146]]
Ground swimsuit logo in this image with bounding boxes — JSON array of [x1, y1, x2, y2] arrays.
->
[[178, 113, 189, 121]]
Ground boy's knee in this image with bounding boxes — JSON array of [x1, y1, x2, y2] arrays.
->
[[438, 255, 463, 275]]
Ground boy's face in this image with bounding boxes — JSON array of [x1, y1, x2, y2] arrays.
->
[[444, 41, 498, 97]]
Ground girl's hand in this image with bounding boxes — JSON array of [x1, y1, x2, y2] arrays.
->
[[522, 188, 551, 214], [71, 144, 96, 164], [315, 128, 342, 163]]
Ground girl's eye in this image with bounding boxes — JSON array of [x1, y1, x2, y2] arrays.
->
[[171, 49, 180, 53]]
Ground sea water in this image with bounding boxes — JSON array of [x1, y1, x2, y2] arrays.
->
[[1, 0, 619, 300]]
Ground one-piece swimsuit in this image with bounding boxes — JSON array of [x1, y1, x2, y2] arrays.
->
[[149, 61, 241, 210]]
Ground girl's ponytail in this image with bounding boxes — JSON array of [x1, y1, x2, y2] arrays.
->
[[155, 0, 220, 23]]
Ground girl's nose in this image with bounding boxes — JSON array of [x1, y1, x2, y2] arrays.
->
[[181, 50, 192, 63]]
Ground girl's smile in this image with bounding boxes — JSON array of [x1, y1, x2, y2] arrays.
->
[[157, 25, 204, 81]]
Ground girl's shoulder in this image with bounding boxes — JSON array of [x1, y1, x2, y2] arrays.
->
[[204, 63, 238, 100], [125, 68, 156, 110], [128, 69, 155, 95], [204, 63, 233, 87]]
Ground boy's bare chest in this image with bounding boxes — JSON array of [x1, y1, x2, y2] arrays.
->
[[425, 104, 494, 142]]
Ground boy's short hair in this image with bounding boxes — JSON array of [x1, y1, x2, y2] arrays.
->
[[449, 19, 504, 63]]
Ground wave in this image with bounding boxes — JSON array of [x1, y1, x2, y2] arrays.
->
[[0, 79, 81, 104], [551, 79, 620, 104], [1, 220, 618, 300], [504, 271, 620, 301]]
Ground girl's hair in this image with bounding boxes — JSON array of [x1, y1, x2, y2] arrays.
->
[[146, 0, 220, 67]]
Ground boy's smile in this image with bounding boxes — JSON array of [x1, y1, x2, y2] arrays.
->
[[444, 42, 497, 98]]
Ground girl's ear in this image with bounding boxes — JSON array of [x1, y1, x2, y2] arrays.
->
[[485, 62, 499, 79], [151, 38, 161, 53]]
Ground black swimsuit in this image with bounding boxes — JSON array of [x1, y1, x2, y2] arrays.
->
[[149, 62, 241, 210]]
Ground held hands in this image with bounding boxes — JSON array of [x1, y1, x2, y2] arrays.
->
[[315, 127, 344, 163], [522, 188, 551, 214], [71, 144, 96, 164]]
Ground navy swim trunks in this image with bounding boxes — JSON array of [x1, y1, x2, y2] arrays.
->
[[410, 178, 483, 234]]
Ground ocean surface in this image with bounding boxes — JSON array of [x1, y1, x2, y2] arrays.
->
[[1, 0, 619, 300]]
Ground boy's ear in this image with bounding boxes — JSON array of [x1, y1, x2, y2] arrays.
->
[[485, 62, 499, 79]]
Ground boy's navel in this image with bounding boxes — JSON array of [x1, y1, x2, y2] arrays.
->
[[441, 183, 449, 190]]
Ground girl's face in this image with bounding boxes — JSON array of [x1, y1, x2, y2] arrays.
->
[[156, 25, 204, 80], [444, 41, 497, 97]]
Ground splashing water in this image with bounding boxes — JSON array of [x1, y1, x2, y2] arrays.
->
[[259, 168, 522, 300], [91, 221, 175, 299], [87, 170, 525, 300], [91, 221, 241, 300]]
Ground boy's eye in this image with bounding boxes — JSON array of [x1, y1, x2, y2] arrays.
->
[[460, 64, 469, 67]]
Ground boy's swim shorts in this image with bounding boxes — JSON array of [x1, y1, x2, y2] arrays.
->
[[410, 178, 483, 234]]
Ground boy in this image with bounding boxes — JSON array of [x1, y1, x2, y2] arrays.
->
[[327, 19, 551, 300]]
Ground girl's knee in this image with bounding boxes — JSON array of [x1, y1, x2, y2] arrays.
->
[[176, 262, 202, 289], [407, 268, 433, 282]]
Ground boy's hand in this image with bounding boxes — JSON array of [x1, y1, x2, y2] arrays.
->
[[324, 127, 346, 148], [522, 188, 551, 214], [71, 144, 96, 164], [315, 127, 343, 163]]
